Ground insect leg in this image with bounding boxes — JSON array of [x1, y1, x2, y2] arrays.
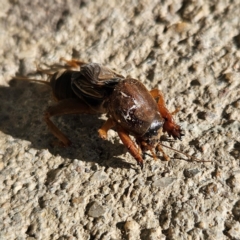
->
[[156, 144, 170, 161], [116, 126, 144, 168], [60, 58, 87, 68], [150, 89, 184, 140], [44, 98, 97, 146], [98, 118, 115, 140], [171, 107, 181, 115]]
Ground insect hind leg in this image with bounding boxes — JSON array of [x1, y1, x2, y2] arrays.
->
[[44, 98, 97, 147], [60, 58, 87, 69]]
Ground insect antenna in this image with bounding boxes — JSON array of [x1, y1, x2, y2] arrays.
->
[[156, 143, 211, 163]]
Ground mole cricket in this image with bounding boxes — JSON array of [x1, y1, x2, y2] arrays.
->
[[14, 58, 208, 168]]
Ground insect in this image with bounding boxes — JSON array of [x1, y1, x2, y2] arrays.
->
[[14, 58, 207, 168]]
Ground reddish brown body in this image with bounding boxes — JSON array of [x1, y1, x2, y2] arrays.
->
[[16, 59, 183, 168]]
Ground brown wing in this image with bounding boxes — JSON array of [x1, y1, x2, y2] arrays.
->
[[71, 63, 124, 100]]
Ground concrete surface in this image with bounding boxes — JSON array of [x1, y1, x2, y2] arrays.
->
[[0, 0, 240, 239]]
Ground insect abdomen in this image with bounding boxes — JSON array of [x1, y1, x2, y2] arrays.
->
[[50, 70, 78, 100]]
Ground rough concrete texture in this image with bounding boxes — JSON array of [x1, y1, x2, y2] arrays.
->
[[0, 0, 240, 239]]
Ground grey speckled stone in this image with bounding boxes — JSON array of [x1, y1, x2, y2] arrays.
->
[[183, 168, 201, 178], [152, 177, 176, 188], [87, 201, 107, 218]]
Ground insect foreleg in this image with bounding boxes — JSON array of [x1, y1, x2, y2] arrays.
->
[[150, 89, 183, 140]]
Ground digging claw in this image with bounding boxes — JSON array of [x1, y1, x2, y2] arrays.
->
[[167, 126, 183, 140], [138, 161, 144, 170]]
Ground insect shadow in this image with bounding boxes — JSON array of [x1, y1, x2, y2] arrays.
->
[[0, 79, 134, 169]]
